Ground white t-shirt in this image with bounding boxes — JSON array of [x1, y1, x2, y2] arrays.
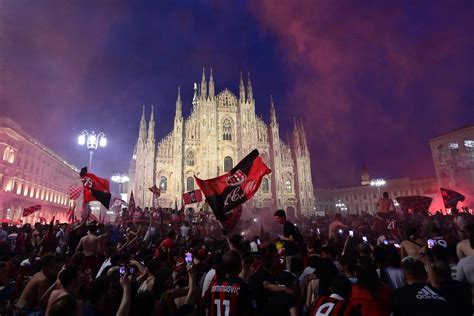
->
[[201, 268, 216, 297], [456, 255, 474, 286], [180, 225, 190, 238]]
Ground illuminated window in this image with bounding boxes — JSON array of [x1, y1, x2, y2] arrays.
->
[[262, 178, 269, 193], [464, 139, 474, 151], [159, 176, 167, 191], [223, 119, 232, 141], [2, 146, 15, 163], [186, 151, 195, 166], [187, 177, 194, 191], [285, 179, 292, 192]]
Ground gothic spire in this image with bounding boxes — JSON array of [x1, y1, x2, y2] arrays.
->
[[246, 72, 253, 101], [148, 105, 155, 142], [293, 117, 301, 150], [209, 68, 215, 98], [175, 86, 182, 119], [298, 118, 308, 150], [200, 67, 207, 99], [239, 72, 246, 102], [270, 95, 277, 124], [138, 105, 147, 140], [192, 83, 198, 107]]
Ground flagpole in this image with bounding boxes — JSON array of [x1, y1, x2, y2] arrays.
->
[[216, 219, 232, 249]]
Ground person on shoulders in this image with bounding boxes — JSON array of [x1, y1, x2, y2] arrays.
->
[[274, 210, 301, 272]]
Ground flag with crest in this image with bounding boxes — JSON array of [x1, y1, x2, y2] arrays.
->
[[440, 188, 465, 208]]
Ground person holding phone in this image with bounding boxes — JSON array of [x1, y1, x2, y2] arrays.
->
[[274, 210, 300, 272]]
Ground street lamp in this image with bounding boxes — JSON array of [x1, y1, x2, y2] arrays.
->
[[77, 130, 107, 170], [111, 173, 130, 199], [335, 200, 348, 212], [370, 178, 386, 196]]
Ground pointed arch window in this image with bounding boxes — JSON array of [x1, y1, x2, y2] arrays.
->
[[186, 151, 195, 166], [187, 177, 194, 191], [3, 146, 15, 163], [285, 178, 292, 192], [159, 176, 168, 191], [223, 119, 232, 141], [224, 156, 233, 172], [262, 178, 269, 193]]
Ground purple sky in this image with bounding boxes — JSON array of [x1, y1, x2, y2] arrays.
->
[[1, 0, 473, 190]]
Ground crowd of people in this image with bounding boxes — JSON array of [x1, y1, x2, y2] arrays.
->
[[0, 194, 473, 316]]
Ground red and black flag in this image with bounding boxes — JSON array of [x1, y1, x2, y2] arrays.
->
[[182, 189, 203, 205], [149, 185, 161, 197], [23, 205, 41, 217], [440, 187, 465, 208], [195, 149, 271, 222], [80, 167, 111, 209], [395, 196, 432, 213]]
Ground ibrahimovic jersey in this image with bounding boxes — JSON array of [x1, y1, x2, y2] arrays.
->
[[310, 296, 361, 316], [207, 276, 254, 316]]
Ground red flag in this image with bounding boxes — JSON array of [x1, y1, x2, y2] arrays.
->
[[395, 196, 432, 213], [440, 188, 465, 208], [222, 205, 242, 232], [69, 185, 83, 200], [67, 204, 75, 223], [182, 189, 203, 205], [23, 205, 41, 217], [149, 185, 161, 197], [80, 167, 111, 209], [195, 149, 271, 222]]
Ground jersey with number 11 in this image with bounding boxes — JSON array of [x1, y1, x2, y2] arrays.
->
[[208, 277, 253, 316]]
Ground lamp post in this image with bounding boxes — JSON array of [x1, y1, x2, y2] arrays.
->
[[111, 173, 130, 199], [77, 130, 107, 170], [370, 178, 386, 196]]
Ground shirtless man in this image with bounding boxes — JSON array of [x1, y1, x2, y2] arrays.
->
[[456, 224, 474, 259], [76, 224, 99, 256], [45, 267, 79, 316], [328, 213, 348, 240], [76, 225, 100, 274], [400, 227, 425, 258], [16, 254, 61, 310]]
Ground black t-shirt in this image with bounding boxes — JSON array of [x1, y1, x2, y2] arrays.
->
[[438, 280, 472, 316], [263, 291, 298, 316], [392, 283, 451, 316], [248, 270, 275, 314], [207, 276, 254, 316], [283, 221, 299, 256]]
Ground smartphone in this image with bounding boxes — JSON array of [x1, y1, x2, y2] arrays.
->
[[349, 230, 354, 237], [338, 229, 343, 234], [317, 228, 320, 234], [427, 239, 435, 249], [394, 243, 400, 249], [257, 239, 261, 245], [185, 252, 193, 267], [119, 265, 126, 277], [383, 239, 388, 245], [362, 236, 368, 242], [128, 265, 135, 275]]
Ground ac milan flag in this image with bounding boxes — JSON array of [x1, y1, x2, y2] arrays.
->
[[69, 185, 83, 200], [195, 149, 271, 222], [23, 205, 41, 217], [182, 189, 203, 205], [395, 196, 432, 213], [440, 187, 465, 208], [149, 185, 161, 197], [222, 205, 242, 232], [128, 191, 136, 212], [80, 167, 112, 209]]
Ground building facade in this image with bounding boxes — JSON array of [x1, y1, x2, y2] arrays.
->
[[429, 125, 474, 207], [129, 69, 315, 216], [314, 169, 440, 215], [0, 117, 79, 223]]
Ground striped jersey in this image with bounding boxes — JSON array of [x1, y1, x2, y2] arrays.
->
[[310, 296, 361, 316], [207, 276, 254, 316]]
